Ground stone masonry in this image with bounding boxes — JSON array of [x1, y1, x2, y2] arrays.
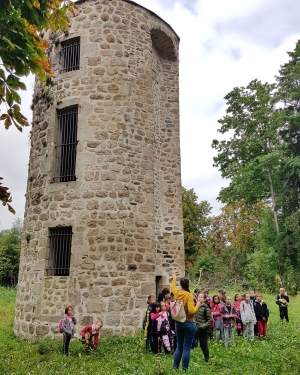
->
[[14, 0, 185, 340]]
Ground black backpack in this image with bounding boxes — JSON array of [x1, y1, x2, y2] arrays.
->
[[160, 319, 170, 335]]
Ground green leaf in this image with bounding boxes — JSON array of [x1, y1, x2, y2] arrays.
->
[[6, 90, 13, 107], [11, 89, 21, 104], [4, 116, 12, 129], [6, 75, 19, 87], [0, 36, 15, 49]]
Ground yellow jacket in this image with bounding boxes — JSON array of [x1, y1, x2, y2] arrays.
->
[[171, 278, 199, 322]]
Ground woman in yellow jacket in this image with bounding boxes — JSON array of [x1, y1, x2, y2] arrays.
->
[[171, 270, 201, 372]]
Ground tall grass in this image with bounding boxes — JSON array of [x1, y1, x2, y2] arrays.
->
[[0, 287, 299, 374]]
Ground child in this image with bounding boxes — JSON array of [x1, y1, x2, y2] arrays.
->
[[220, 296, 237, 347], [195, 293, 212, 362], [203, 292, 213, 339], [192, 289, 206, 348], [157, 301, 173, 354], [143, 294, 156, 352], [61, 306, 77, 356], [81, 320, 102, 354], [158, 288, 170, 302], [194, 288, 201, 301], [157, 301, 169, 337], [253, 293, 269, 338], [210, 295, 223, 342], [150, 302, 163, 354], [203, 288, 212, 304], [164, 293, 171, 312], [249, 290, 256, 304], [234, 294, 242, 336], [240, 294, 256, 341], [276, 288, 289, 322], [218, 289, 226, 304], [158, 301, 169, 319], [165, 294, 176, 350]]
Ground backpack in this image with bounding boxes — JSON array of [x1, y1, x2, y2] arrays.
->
[[59, 317, 65, 333], [160, 319, 170, 335], [170, 300, 186, 323]]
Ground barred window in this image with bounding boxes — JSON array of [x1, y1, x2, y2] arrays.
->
[[54, 106, 78, 183], [61, 37, 80, 73], [47, 227, 73, 276]]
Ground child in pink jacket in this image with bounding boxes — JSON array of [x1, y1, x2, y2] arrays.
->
[[210, 295, 223, 341], [150, 302, 163, 354]]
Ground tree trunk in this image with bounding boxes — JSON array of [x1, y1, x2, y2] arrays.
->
[[196, 268, 203, 285], [266, 167, 286, 287]]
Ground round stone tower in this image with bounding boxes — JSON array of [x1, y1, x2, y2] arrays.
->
[[14, 0, 184, 339]]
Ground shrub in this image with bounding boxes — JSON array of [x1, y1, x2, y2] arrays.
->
[[36, 337, 57, 355]]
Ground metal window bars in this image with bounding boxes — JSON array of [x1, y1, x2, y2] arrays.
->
[[61, 37, 80, 73], [47, 227, 73, 276], [54, 106, 78, 183]]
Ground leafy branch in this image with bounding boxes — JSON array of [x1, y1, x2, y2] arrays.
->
[[0, 0, 76, 212]]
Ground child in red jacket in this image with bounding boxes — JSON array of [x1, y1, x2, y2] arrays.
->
[[81, 320, 102, 354]]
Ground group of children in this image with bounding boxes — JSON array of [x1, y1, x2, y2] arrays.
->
[[209, 290, 268, 348], [60, 305, 103, 356], [144, 287, 290, 362], [143, 292, 176, 355], [59, 287, 289, 357]]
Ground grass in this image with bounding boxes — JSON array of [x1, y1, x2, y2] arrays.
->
[[0, 287, 299, 374]]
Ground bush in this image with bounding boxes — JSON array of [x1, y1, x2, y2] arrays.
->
[[36, 337, 57, 355]]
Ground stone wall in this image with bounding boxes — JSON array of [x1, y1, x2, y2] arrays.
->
[[14, 0, 185, 340]]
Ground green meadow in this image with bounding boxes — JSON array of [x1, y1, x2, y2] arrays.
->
[[0, 287, 299, 375]]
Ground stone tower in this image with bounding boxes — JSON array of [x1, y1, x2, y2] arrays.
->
[[14, 0, 184, 339]]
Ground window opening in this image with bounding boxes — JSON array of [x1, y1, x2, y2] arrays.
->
[[54, 106, 78, 183], [151, 29, 177, 61], [61, 37, 80, 73], [47, 227, 72, 276]]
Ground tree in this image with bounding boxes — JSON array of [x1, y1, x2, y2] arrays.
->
[[0, 0, 75, 212], [182, 187, 212, 268], [244, 205, 285, 292], [212, 79, 281, 235], [208, 201, 263, 253], [207, 200, 264, 280], [274, 40, 300, 292], [276, 40, 300, 216], [0, 217, 22, 286], [212, 43, 300, 292]]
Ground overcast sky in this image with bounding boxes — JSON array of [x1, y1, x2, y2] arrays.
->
[[0, 0, 300, 230]]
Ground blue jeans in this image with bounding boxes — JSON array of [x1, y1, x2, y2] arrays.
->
[[173, 321, 197, 371]]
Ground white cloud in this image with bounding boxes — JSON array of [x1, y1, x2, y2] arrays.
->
[[215, 0, 300, 47], [155, 0, 200, 14]]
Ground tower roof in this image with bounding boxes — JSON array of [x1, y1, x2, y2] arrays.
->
[[75, 0, 180, 42]]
